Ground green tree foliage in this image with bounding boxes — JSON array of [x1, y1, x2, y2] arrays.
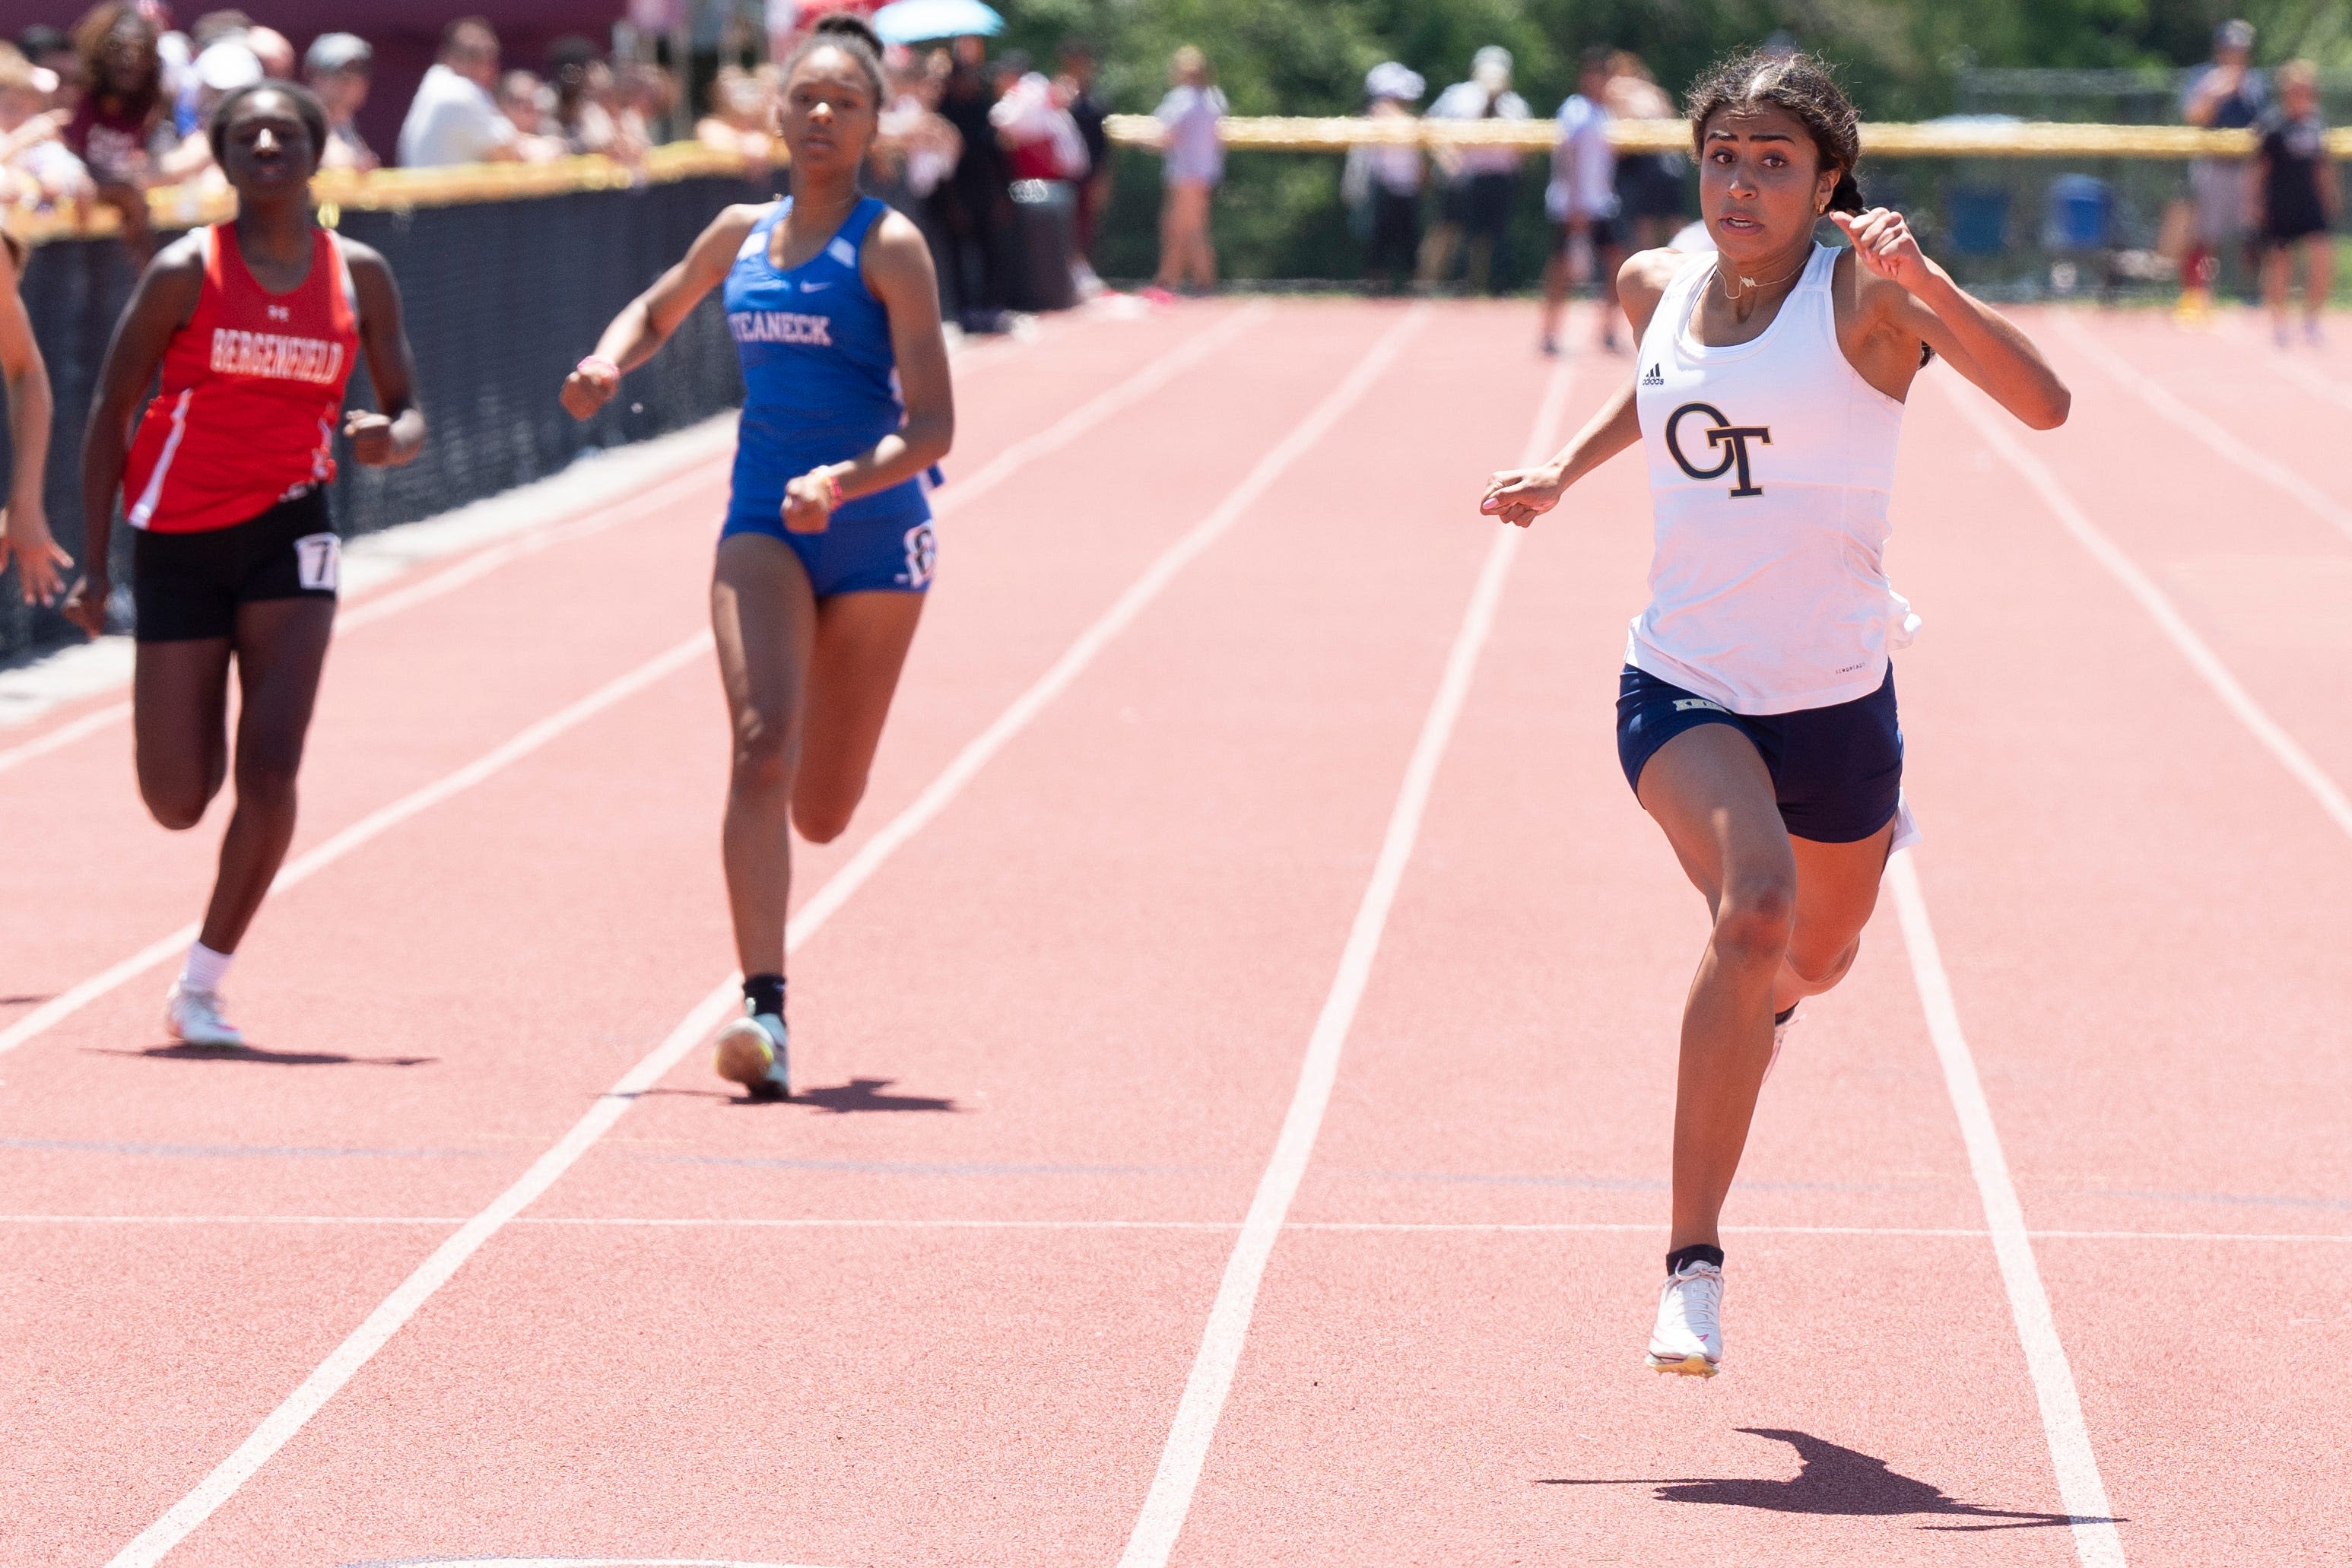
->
[[990, 0, 2352, 281]]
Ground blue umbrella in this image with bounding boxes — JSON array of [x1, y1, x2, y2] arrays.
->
[[869, 0, 1005, 44]]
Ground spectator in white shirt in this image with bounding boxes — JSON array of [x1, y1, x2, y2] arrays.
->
[[1540, 47, 1627, 355], [398, 17, 523, 168], [1418, 46, 1528, 294], [1151, 45, 1225, 297]]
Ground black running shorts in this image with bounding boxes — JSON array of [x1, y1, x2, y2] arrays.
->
[[132, 486, 340, 643]]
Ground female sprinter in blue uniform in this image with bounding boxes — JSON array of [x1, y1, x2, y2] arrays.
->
[[1481, 51, 2070, 1375], [561, 14, 951, 1100]]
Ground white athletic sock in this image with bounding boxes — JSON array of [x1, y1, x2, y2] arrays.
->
[[179, 941, 234, 995]]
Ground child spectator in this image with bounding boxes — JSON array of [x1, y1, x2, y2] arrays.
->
[[2254, 59, 2338, 346]]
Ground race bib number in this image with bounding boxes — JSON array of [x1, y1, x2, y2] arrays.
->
[[901, 523, 937, 589], [293, 532, 341, 592]]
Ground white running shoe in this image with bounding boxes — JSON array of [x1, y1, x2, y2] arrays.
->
[[164, 982, 245, 1048], [1646, 1259, 1725, 1376], [713, 1008, 790, 1101]]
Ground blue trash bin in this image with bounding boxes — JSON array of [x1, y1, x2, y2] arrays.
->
[[1950, 188, 2010, 256], [2045, 175, 2114, 252]]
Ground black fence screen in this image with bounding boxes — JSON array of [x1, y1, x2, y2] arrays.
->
[[0, 170, 774, 661]]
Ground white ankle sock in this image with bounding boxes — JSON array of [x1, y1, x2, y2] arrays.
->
[[180, 941, 233, 995]]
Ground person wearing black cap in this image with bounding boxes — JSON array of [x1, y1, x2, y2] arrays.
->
[[304, 32, 376, 172]]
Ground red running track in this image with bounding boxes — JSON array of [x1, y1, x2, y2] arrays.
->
[[1, 298, 2345, 1568]]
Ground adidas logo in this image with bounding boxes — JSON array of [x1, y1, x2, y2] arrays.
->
[[1641, 363, 1665, 386]]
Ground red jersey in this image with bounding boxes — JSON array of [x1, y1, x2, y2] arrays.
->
[[122, 224, 360, 535]]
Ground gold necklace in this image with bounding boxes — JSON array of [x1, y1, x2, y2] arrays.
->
[[1716, 252, 1811, 303]]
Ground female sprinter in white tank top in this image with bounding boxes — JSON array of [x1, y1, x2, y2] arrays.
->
[[1480, 50, 2071, 1376]]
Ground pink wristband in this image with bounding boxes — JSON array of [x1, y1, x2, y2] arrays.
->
[[578, 355, 619, 379], [822, 470, 843, 509]]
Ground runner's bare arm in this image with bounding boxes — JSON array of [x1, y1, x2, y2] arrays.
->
[[561, 203, 765, 421], [0, 242, 65, 604], [1480, 249, 1681, 528], [63, 236, 208, 636], [341, 242, 425, 468], [819, 212, 953, 492], [1833, 207, 2070, 430]]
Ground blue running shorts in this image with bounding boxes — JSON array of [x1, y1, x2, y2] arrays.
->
[[719, 505, 937, 598], [1615, 664, 1903, 844]]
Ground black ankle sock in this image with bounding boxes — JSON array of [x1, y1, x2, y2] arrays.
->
[[1773, 1005, 1797, 1026], [744, 972, 786, 1018], [1665, 1243, 1725, 1276]]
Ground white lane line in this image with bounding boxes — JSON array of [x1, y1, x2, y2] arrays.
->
[[8, 1213, 2347, 1244], [0, 307, 1186, 777], [101, 306, 1432, 1568], [0, 468, 723, 780], [0, 698, 132, 778], [5, 316, 1275, 1059], [935, 300, 1271, 516], [1889, 850, 2126, 1567], [1944, 379, 2352, 842], [2206, 313, 2352, 415], [0, 633, 716, 1063], [1116, 352, 1578, 1568], [2053, 313, 2352, 548], [338, 1557, 843, 1567]]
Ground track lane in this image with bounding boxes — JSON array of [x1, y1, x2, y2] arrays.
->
[[0, 297, 1309, 1564], [1884, 375, 2352, 1563], [115, 305, 1565, 1568], [0, 302, 1236, 1044], [1158, 349, 2081, 1567]]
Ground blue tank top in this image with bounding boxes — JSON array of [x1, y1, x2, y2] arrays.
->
[[722, 197, 930, 529]]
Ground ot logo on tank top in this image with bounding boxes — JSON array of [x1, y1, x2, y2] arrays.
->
[[1665, 402, 1773, 498]]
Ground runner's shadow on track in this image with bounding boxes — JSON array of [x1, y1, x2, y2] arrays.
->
[[90, 1044, 439, 1068], [640, 1078, 961, 1113], [1539, 1428, 2116, 1531]]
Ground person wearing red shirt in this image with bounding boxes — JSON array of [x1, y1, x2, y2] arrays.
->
[[68, 81, 426, 1049]]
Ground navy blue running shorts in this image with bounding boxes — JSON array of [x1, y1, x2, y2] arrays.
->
[[1615, 664, 1903, 844]]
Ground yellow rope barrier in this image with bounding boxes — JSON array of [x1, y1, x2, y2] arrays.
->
[[1103, 113, 2348, 159], [5, 141, 767, 246], [9, 116, 2338, 246]]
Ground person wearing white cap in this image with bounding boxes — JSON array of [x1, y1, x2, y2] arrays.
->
[[154, 36, 259, 183], [304, 32, 376, 171], [2177, 18, 2267, 314], [1418, 44, 1528, 294], [1342, 61, 1424, 293]]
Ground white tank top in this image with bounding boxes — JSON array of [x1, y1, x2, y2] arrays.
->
[[1626, 243, 1918, 715]]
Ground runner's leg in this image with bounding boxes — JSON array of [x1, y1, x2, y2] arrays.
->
[[1636, 722, 1795, 1252], [197, 597, 336, 952], [712, 532, 819, 977], [1774, 821, 1899, 1013], [791, 589, 925, 844], [133, 636, 233, 831]]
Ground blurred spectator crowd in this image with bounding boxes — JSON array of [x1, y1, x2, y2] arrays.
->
[[0, 7, 680, 262], [0, 6, 1122, 334]]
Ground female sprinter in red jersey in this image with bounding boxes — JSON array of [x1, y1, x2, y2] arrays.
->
[[561, 14, 952, 1101], [1481, 52, 2069, 1375], [67, 81, 424, 1047]]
